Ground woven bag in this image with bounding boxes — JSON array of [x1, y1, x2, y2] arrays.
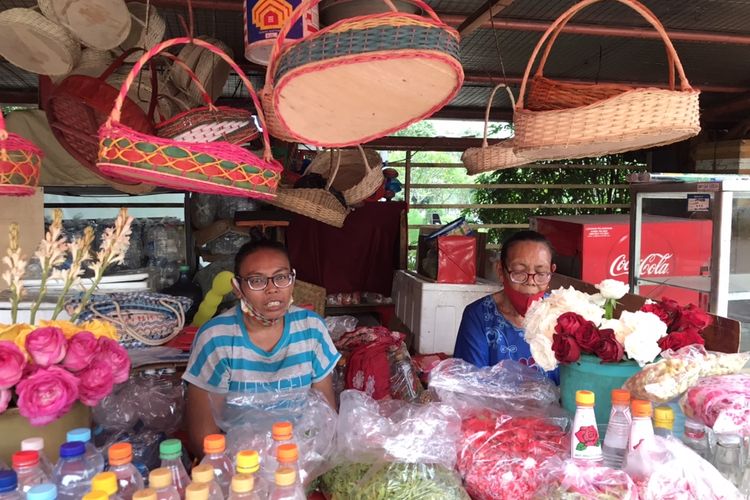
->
[[0, 111, 42, 196], [37, 0, 131, 50], [462, 84, 531, 174], [97, 37, 283, 200], [264, 0, 463, 147], [308, 146, 384, 205], [168, 36, 233, 107], [293, 280, 326, 318], [513, 0, 700, 162]]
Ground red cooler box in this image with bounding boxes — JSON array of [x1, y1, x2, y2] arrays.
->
[[531, 215, 712, 306]]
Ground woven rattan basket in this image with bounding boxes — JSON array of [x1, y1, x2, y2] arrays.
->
[[462, 84, 531, 174], [264, 0, 463, 147], [168, 36, 233, 107], [513, 0, 700, 162], [308, 146, 384, 205], [38, 0, 131, 50], [293, 280, 326, 317], [0, 111, 42, 196], [118, 2, 165, 62]]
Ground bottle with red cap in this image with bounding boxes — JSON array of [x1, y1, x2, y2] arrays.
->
[[12, 451, 50, 493], [628, 400, 655, 452], [199, 435, 232, 497], [107, 443, 144, 499], [21, 438, 53, 479]]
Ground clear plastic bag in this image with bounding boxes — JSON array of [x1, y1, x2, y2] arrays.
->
[[428, 358, 561, 414], [204, 230, 251, 256], [92, 376, 140, 431], [624, 345, 750, 403], [325, 315, 358, 341], [132, 368, 186, 434], [623, 435, 743, 499], [533, 457, 638, 499], [190, 193, 219, 229], [681, 374, 750, 436]]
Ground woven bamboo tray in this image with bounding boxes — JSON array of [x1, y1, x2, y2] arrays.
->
[[308, 146, 384, 205]]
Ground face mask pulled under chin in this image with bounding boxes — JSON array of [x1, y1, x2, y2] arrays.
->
[[232, 278, 293, 326], [502, 275, 546, 316]]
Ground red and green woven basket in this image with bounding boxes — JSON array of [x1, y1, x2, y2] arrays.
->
[[0, 111, 42, 196]]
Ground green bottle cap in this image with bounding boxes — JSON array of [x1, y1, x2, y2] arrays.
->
[[159, 439, 182, 459]]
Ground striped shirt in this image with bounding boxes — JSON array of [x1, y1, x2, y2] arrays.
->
[[183, 306, 341, 394]]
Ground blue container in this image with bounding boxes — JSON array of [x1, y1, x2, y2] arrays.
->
[[560, 354, 641, 426]]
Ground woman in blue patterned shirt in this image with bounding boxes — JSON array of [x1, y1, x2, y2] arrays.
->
[[454, 230, 559, 383]]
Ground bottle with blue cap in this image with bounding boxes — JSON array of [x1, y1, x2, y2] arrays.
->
[[67, 428, 105, 474], [27, 484, 57, 500], [54, 441, 97, 500], [0, 470, 22, 500]]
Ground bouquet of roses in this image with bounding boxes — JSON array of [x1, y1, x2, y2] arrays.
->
[[0, 320, 129, 425], [524, 280, 710, 372]]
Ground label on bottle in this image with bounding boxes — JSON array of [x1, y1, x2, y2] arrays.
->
[[572, 423, 603, 460]]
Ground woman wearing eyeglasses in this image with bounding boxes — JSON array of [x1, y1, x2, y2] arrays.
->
[[183, 239, 341, 456], [453, 230, 559, 383]]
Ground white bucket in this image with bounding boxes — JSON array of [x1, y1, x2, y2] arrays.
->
[[243, 0, 319, 66]]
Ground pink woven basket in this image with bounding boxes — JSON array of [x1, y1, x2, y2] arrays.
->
[[97, 37, 282, 199], [0, 111, 42, 196], [263, 0, 463, 147]]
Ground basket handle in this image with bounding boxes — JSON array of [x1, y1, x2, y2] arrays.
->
[[481, 84, 515, 147], [106, 37, 274, 162], [159, 53, 217, 111], [0, 111, 7, 161], [517, 0, 692, 111], [265, 0, 448, 87], [326, 149, 342, 191], [99, 48, 146, 81]]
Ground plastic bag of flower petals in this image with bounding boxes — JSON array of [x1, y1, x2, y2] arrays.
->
[[680, 374, 750, 436], [457, 409, 570, 500], [532, 457, 638, 499], [428, 358, 561, 414], [623, 435, 743, 499]]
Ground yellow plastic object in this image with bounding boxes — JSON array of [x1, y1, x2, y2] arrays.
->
[[191, 464, 215, 484], [192, 271, 234, 327], [231, 474, 255, 494], [575, 390, 595, 406], [92, 472, 118, 496], [236, 450, 260, 474]]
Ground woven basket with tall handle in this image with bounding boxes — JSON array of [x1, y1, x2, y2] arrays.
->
[[263, 0, 463, 147], [462, 84, 531, 174], [0, 111, 42, 196], [97, 37, 282, 200], [308, 146, 384, 205], [513, 0, 700, 162]]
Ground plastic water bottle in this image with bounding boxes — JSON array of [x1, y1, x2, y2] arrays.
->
[[91, 472, 124, 500], [653, 405, 675, 438], [67, 428, 105, 474], [602, 389, 631, 469], [107, 442, 145, 499], [27, 484, 58, 500], [199, 435, 232, 497], [682, 417, 710, 459], [269, 468, 305, 500], [227, 474, 261, 500], [0, 471, 22, 500], [148, 469, 180, 500], [12, 451, 50, 493], [570, 390, 602, 463], [191, 465, 223, 500], [54, 442, 97, 500], [159, 440, 190, 498], [131, 489, 157, 500], [628, 400, 654, 452], [235, 451, 268, 499], [22, 438, 54, 479], [263, 422, 295, 482], [713, 434, 743, 487], [276, 445, 301, 484], [185, 483, 210, 500]]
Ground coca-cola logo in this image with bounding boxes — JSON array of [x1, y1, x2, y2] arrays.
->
[[609, 253, 673, 277]]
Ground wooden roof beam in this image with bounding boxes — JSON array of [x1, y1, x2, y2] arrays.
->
[[457, 0, 515, 37]]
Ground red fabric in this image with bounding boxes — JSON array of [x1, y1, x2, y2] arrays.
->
[[286, 201, 405, 294], [437, 235, 476, 283], [345, 335, 401, 400]]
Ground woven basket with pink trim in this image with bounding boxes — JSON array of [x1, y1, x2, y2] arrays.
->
[[0, 111, 42, 196]]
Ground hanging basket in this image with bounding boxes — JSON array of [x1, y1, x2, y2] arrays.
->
[[97, 37, 283, 200], [168, 36, 233, 107], [38, 0, 131, 51], [513, 0, 700, 162], [264, 0, 463, 147], [308, 146, 384, 205], [462, 84, 531, 174], [0, 111, 42, 196], [117, 2, 166, 62]]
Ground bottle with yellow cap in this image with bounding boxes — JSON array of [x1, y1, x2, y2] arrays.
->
[[653, 405, 674, 438], [570, 390, 603, 463], [227, 474, 260, 500], [235, 451, 268, 499], [82, 492, 108, 500], [602, 389, 631, 469], [191, 464, 224, 500], [159, 440, 190, 499], [199, 435, 232, 498], [268, 468, 304, 500], [131, 488, 158, 500], [148, 468, 180, 500], [90, 472, 123, 500], [262, 422, 295, 482], [628, 400, 655, 452], [185, 483, 210, 500], [107, 443, 145, 499]]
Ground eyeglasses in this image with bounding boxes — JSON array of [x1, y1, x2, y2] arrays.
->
[[505, 268, 552, 285], [238, 270, 296, 291]]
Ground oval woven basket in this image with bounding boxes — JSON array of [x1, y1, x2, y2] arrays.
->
[[50, 48, 114, 85], [513, 0, 700, 162], [308, 146, 384, 205], [97, 37, 283, 200], [260, 86, 300, 143], [265, 0, 463, 147], [38, 0, 131, 50], [0, 111, 42, 196], [118, 2, 166, 62]]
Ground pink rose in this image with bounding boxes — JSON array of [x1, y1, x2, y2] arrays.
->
[[25, 327, 67, 367], [0, 388, 10, 413], [62, 332, 98, 372], [78, 359, 114, 407], [97, 338, 130, 384], [16, 366, 79, 426], [0, 340, 26, 389]]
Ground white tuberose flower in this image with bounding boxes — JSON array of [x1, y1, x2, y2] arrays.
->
[[595, 279, 630, 300]]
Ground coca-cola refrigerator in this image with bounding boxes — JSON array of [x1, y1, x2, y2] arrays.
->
[[530, 214, 712, 305]]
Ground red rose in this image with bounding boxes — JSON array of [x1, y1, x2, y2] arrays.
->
[[672, 304, 711, 332], [593, 329, 625, 363], [572, 321, 601, 353], [658, 328, 705, 352], [574, 425, 599, 446], [659, 298, 682, 327], [555, 312, 586, 337], [641, 303, 670, 325], [552, 333, 581, 364]]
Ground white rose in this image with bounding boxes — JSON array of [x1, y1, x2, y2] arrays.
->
[[600, 318, 631, 345], [623, 329, 663, 366], [619, 310, 668, 339], [596, 279, 630, 300], [528, 336, 558, 372]]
